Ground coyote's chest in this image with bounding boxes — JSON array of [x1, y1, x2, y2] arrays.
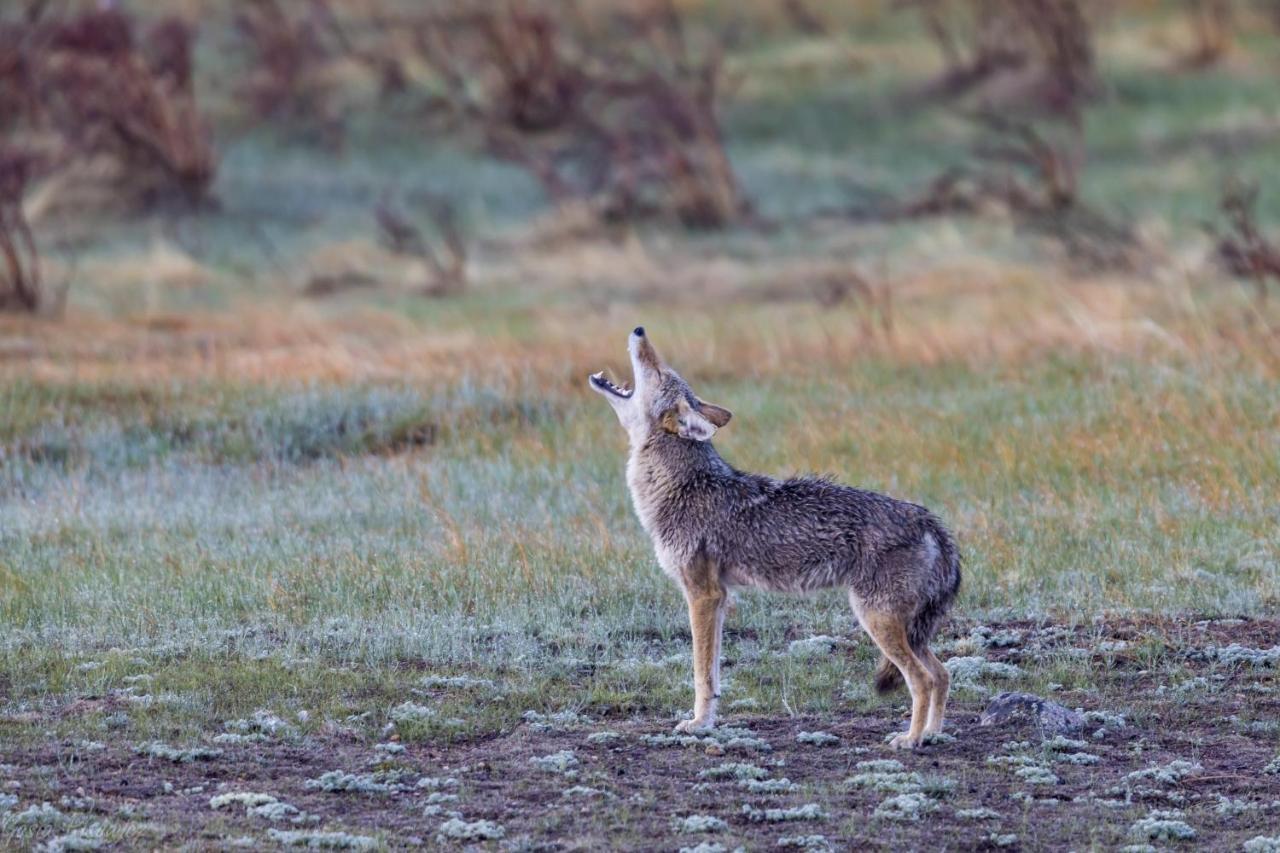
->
[[625, 452, 702, 579]]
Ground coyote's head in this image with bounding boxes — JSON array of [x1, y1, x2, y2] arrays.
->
[[589, 327, 732, 444]]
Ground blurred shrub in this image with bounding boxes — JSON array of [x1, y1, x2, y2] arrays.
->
[[374, 195, 468, 298], [908, 0, 1098, 112], [1, 3, 215, 214], [416, 0, 748, 228], [231, 0, 352, 148], [0, 145, 44, 313], [1212, 180, 1280, 302], [1180, 0, 1234, 68]]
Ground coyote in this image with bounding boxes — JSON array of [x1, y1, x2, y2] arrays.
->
[[589, 328, 961, 748]]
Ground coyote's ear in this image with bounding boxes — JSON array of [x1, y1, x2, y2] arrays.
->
[[696, 398, 732, 428], [664, 397, 718, 441]]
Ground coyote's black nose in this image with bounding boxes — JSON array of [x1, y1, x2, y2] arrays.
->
[[633, 326, 645, 337]]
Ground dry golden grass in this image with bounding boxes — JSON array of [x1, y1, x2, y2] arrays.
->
[[4, 233, 1275, 388]]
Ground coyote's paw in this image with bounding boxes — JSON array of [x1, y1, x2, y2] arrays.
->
[[674, 717, 715, 734], [887, 732, 921, 750]]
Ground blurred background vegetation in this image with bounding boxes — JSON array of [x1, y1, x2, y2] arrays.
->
[[2, 0, 1279, 321], [1, 0, 1278, 661]]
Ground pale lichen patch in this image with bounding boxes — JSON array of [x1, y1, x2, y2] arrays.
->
[[643, 727, 771, 753], [678, 843, 731, 853], [873, 793, 936, 822], [674, 814, 729, 834], [209, 792, 277, 810], [954, 807, 1001, 820], [267, 828, 378, 850], [1129, 810, 1196, 841], [1187, 644, 1280, 667], [945, 657, 1024, 686], [305, 771, 402, 794], [134, 743, 222, 763], [561, 785, 605, 798], [435, 817, 505, 842], [530, 750, 579, 773], [1015, 766, 1060, 785], [421, 675, 497, 691], [415, 776, 458, 790], [44, 823, 106, 851], [738, 778, 798, 794], [787, 636, 847, 658], [742, 803, 825, 823], [523, 710, 589, 731], [7, 802, 69, 828], [388, 702, 435, 726], [775, 835, 832, 851], [698, 763, 769, 781], [795, 731, 839, 746]]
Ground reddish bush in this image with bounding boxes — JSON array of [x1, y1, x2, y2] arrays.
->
[[906, 0, 1030, 96], [43, 46, 215, 205], [2, 4, 215, 209], [419, 1, 747, 228], [47, 7, 133, 58], [909, 0, 1098, 114], [231, 0, 349, 145], [375, 196, 468, 297], [1181, 0, 1234, 68], [0, 146, 43, 313], [145, 17, 196, 93], [0, 5, 48, 130], [1213, 182, 1280, 302]]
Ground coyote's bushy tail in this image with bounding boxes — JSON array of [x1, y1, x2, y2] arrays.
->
[[874, 518, 962, 695]]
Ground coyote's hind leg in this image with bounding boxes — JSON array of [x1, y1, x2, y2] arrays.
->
[[919, 646, 950, 735], [854, 606, 935, 749]]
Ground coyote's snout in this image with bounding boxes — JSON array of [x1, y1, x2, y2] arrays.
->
[[589, 328, 962, 748]]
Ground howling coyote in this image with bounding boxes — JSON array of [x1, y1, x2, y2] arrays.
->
[[589, 328, 961, 748]]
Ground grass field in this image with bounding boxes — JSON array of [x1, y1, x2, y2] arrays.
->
[[3, 3, 1280, 850]]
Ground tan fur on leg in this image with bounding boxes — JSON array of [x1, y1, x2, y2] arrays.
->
[[675, 560, 726, 733], [920, 647, 950, 735], [858, 610, 936, 749], [710, 593, 728, 700]]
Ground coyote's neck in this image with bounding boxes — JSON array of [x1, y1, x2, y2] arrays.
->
[[625, 433, 730, 554]]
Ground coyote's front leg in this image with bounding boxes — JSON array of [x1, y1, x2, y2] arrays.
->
[[674, 580, 727, 733]]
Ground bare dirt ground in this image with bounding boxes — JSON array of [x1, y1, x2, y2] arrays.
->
[[4, 619, 1279, 851]]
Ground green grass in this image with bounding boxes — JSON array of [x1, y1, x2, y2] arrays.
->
[[3, 353, 1276, 682]]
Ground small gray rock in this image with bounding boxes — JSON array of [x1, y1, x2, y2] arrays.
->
[[980, 692, 1085, 737]]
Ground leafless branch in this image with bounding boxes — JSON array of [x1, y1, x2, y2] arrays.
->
[[375, 196, 468, 297]]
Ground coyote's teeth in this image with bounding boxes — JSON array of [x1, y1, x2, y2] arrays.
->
[[590, 369, 632, 398]]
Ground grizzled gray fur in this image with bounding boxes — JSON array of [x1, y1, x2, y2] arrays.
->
[[629, 435, 960, 644], [590, 328, 962, 748]]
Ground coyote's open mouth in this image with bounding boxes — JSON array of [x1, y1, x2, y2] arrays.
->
[[590, 371, 632, 398]]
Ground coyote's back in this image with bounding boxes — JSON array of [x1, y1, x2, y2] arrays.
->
[[633, 441, 961, 649]]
